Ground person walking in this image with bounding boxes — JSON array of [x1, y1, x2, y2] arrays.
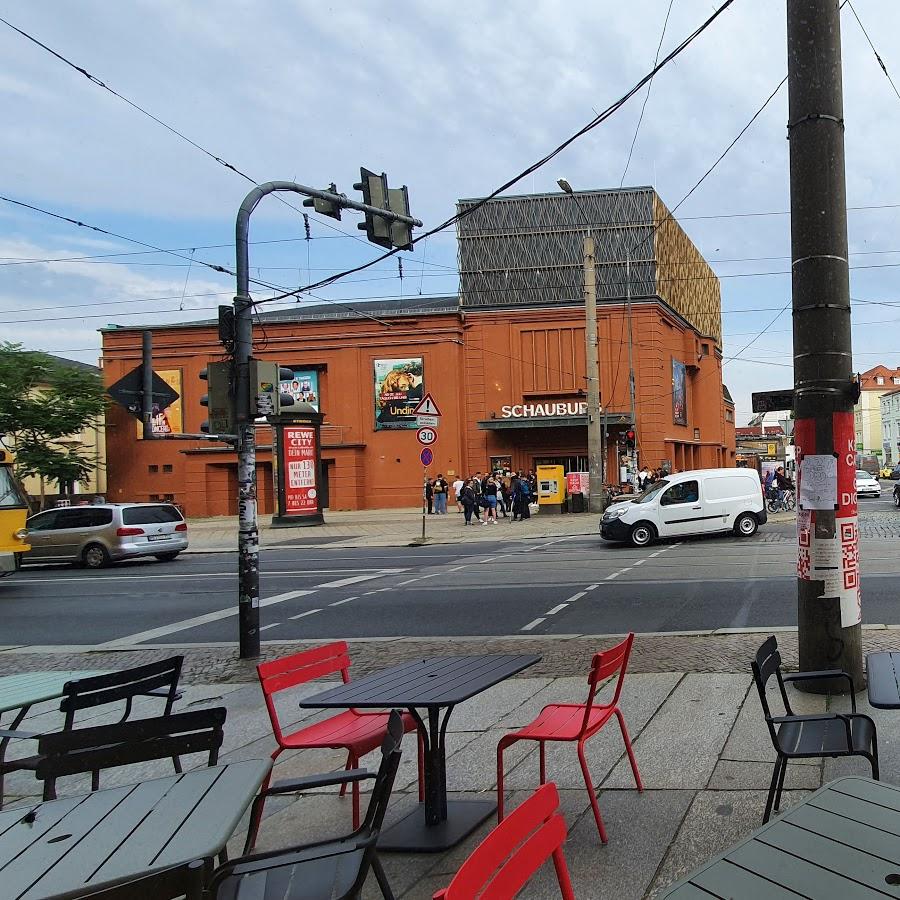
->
[[425, 478, 434, 514], [460, 479, 477, 525], [452, 476, 464, 512], [515, 472, 532, 520], [433, 473, 448, 515], [471, 472, 484, 522], [497, 474, 509, 518]]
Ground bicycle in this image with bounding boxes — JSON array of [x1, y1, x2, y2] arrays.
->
[[767, 488, 796, 513]]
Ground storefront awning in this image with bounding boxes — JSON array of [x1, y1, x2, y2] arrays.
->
[[477, 412, 629, 431]]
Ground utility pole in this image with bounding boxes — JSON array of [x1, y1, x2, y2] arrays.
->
[[788, 1, 863, 688], [233, 180, 421, 658], [141, 331, 153, 440], [583, 236, 605, 512]]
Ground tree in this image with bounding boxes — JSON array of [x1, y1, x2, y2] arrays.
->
[[0, 343, 107, 504]]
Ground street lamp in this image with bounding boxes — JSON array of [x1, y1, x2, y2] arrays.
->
[[558, 179, 605, 512]]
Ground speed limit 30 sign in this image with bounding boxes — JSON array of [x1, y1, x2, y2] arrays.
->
[[416, 427, 437, 446]]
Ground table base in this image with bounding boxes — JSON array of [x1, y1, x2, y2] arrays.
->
[[379, 798, 496, 852]]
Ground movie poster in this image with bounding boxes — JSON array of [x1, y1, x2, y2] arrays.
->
[[373, 358, 424, 430], [280, 369, 319, 411], [136, 369, 183, 438], [672, 358, 687, 426]]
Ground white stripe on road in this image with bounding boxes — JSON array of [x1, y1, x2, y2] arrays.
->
[[329, 596, 357, 607], [97, 589, 317, 648], [18, 568, 398, 586], [259, 622, 281, 632], [566, 591, 587, 602], [545, 604, 568, 615], [315, 570, 405, 588], [289, 609, 322, 620], [521, 618, 546, 631]]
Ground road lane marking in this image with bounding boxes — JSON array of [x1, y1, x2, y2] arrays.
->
[[521, 618, 546, 631], [566, 591, 587, 602], [633, 559, 646, 566], [17, 568, 397, 586], [315, 569, 405, 588], [329, 597, 357, 607], [259, 623, 281, 632], [546, 604, 568, 615], [585, 584, 599, 591], [396, 572, 444, 586], [97, 589, 317, 648], [289, 609, 322, 620]]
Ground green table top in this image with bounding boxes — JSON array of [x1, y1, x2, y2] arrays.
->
[[661, 776, 900, 898], [0, 758, 272, 899], [0, 671, 107, 714]]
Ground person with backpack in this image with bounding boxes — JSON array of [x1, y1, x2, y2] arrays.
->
[[432, 474, 448, 515], [460, 479, 478, 525]]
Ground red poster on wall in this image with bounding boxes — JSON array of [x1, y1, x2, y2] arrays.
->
[[283, 426, 318, 515]]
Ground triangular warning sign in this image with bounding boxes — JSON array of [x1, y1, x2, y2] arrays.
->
[[413, 392, 442, 416]]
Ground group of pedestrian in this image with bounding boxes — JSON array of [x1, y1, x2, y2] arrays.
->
[[636, 466, 666, 491], [424, 474, 450, 514], [444, 470, 538, 526]]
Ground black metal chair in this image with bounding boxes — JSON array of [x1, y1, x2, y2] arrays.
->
[[0, 656, 184, 807], [752, 635, 878, 823], [205, 709, 405, 900], [36, 706, 225, 800]]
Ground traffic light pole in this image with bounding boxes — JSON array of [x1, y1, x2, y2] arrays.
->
[[141, 331, 154, 441], [787, 1, 862, 689], [583, 236, 605, 513], [233, 181, 421, 658]]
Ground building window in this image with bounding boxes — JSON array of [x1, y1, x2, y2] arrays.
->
[[700, 343, 710, 357], [163, 464, 173, 473], [877, 376, 885, 385], [725, 409, 734, 422], [148, 465, 158, 473]]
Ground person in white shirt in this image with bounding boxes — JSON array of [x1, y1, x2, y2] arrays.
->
[[452, 477, 464, 512]]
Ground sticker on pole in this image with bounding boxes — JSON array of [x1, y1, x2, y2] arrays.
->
[[420, 447, 434, 466], [416, 426, 437, 446], [413, 393, 442, 417]]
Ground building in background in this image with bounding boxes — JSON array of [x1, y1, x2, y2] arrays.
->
[[100, 187, 734, 515], [855, 365, 900, 457], [880, 389, 900, 466]]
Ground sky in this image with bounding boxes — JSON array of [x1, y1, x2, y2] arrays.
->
[[3, 1, 900, 424]]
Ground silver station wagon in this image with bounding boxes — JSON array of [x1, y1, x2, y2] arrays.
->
[[23, 503, 188, 568]]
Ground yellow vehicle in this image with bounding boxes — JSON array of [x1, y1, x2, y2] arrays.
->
[[0, 449, 30, 577]]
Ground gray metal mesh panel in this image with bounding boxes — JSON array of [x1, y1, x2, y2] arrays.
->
[[456, 189, 657, 308]]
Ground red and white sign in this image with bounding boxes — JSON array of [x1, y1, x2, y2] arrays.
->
[[566, 472, 590, 497], [413, 393, 442, 417], [283, 425, 318, 516], [416, 427, 437, 446]]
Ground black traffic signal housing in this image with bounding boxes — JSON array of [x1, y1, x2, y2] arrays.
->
[[353, 167, 392, 249], [387, 184, 413, 250], [250, 361, 297, 417], [302, 183, 342, 221], [200, 362, 234, 434], [625, 429, 636, 451]]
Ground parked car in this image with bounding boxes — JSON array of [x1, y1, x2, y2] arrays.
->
[[600, 468, 767, 547], [855, 470, 881, 498], [889, 466, 900, 480], [22, 503, 188, 569], [880, 467, 893, 479]]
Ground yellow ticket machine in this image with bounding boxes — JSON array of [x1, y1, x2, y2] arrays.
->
[[536, 464, 565, 514]]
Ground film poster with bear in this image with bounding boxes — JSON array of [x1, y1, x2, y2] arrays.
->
[[795, 411, 861, 627]]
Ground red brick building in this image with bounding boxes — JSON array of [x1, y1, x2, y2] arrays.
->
[[100, 188, 736, 514]]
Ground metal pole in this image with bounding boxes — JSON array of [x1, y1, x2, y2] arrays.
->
[[422, 471, 427, 541], [141, 331, 153, 441], [788, 0, 862, 688], [584, 236, 604, 513], [625, 249, 637, 476]]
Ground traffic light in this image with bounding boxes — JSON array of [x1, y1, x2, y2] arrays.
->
[[200, 362, 234, 434], [625, 429, 636, 451], [353, 167, 392, 249], [301, 183, 342, 220], [388, 184, 413, 250], [250, 361, 296, 417]]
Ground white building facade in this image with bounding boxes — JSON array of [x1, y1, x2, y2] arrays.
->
[[880, 389, 900, 466]]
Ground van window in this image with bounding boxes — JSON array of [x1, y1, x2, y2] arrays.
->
[[704, 476, 753, 502], [660, 481, 699, 506], [122, 505, 183, 525], [635, 480, 669, 504], [55, 508, 113, 529]]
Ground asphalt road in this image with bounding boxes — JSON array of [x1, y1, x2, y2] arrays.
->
[[4, 493, 900, 647]]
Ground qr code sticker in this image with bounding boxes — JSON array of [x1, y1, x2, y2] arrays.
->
[[798, 547, 811, 580], [840, 519, 859, 590]]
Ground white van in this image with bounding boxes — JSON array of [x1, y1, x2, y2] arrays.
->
[[599, 468, 767, 547]]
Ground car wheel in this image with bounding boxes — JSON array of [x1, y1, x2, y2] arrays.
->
[[629, 522, 656, 547], [154, 551, 180, 562], [734, 512, 759, 537], [82, 543, 110, 569]]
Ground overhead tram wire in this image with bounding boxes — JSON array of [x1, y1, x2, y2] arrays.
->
[[251, 0, 738, 308], [0, 14, 391, 262]]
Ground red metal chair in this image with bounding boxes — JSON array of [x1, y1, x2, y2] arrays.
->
[[433, 782, 575, 900], [249, 641, 423, 849], [497, 632, 642, 844]]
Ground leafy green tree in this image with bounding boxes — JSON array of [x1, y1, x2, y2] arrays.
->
[[0, 342, 107, 504]]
